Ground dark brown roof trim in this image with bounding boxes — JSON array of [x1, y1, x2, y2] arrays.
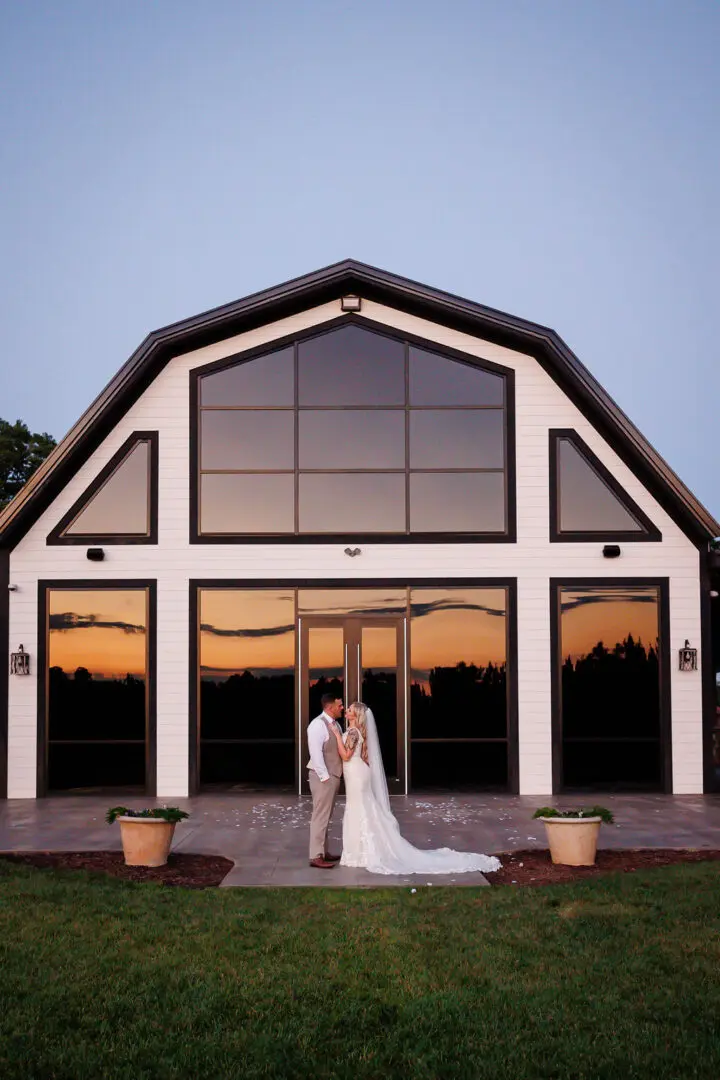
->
[[0, 259, 717, 548]]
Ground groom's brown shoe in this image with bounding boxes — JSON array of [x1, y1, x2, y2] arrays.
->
[[309, 857, 335, 869], [323, 853, 341, 862]]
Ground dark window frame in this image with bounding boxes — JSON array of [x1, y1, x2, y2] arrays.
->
[[549, 577, 671, 794], [189, 315, 517, 544], [46, 432, 159, 546], [188, 578, 519, 795], [549, 429, 661, 543], [36, 579, 157, 797]]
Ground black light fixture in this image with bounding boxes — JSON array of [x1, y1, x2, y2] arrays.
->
[[344, 547, 361, 557], [602, 544, 621, 558], [340, 295, 362, 312], [87, 547, 105, 561], [678, 640, 698, 671], [10, 645, 30, 676]]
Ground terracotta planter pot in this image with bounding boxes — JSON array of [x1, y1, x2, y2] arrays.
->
[[117, 817, 177, 867], [537, 817, 602, 866]]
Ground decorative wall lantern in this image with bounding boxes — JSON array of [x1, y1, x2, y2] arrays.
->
[[678, 640, 697, 672], [10, 645, 30, 676]]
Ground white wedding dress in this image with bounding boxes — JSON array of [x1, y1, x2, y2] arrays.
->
[[339, 708, 501, 876]]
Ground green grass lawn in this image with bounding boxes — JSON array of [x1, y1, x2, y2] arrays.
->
[[1, 862, 719, 1080]]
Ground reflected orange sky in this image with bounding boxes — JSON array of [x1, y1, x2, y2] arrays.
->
[[48, 589, 148, 679], [199, 587, 507, 679], [410, 589, 507, 678], [560, 588, 659, 661], [200, 590, 295, 677]]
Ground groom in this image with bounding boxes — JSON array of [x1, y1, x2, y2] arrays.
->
[[307, 693, 344, 869]]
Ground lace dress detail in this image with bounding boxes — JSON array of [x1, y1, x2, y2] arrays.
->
[[340, 729, 500, 876]]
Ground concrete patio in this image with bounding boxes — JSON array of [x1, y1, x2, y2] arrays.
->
[[1, 793, 719, 887]]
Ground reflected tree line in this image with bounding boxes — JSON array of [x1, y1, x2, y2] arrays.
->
[[561, 635, 660, 739], [49, 666, 146, 741], [411, 661, 507, 739]]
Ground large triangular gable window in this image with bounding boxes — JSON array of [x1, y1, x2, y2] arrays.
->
[[549, 429, 660, 541], [191, 318, 516, 542], [47, 432, 158, 544]]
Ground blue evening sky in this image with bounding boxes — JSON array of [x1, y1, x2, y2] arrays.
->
[[0, 1, 717, 515]]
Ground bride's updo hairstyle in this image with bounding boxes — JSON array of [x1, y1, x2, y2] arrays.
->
[[350, 701, 370, 765]]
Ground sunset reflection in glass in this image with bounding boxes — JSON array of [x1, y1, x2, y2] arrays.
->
[[199, 589, 295, 787], [410, 588, 508, 788], [47, 588, 148, 790], [558, 585, 662, 789]]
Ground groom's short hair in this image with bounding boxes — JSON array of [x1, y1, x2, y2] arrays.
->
[[321, 692, 340, 708]]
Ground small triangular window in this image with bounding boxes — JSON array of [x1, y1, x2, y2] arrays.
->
[[552, 432, 660, 539], [49, 433, 157, 543]]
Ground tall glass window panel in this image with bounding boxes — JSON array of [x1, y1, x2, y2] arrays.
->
[[410, 588, 508, 788], [298, 325, 405, 406], [199, 589, 295, 786], [63, 441, 150, 536], [201, 474, 294, 534], [361, 627, 398, 775], [47, 589, 148, 790], [307, 627, 345, 721], [409, 347, 504, 406], [557, 438, 645, 533], [410, 473, 505, 533], [200, 410, 294, 471], [299, 473, 405, 532], [558, 585, 662, 789], [299, 410, 405, 470], [410, 410, 504, 469], [200, 347, 294, 407]]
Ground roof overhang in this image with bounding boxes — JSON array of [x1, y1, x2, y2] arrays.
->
[[1, 258, 717, 548]]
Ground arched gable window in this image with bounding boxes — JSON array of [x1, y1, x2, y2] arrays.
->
[[192, 319, 514, 542]]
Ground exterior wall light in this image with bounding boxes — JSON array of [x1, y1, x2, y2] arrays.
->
[[678, 640, 698, 671], [10, 645, 30, 676], [602, 545, 621, 558], [340, 295, 362, 312], [344, 547, 361, 557], [87, 547, 105, 561]]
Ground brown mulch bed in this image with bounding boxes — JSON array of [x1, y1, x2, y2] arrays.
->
[[489, 848, 720, 887], [0, 851, 234, 888]]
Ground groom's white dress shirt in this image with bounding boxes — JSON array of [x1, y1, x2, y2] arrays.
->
[[307, 711, 337, 782]]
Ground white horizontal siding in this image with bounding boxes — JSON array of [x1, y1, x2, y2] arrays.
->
[[7, 299, 705, 797]]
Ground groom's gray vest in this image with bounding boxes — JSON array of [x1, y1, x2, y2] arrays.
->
[[319, 720, 343, 780]]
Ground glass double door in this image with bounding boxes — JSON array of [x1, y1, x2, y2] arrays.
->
[[300, 616, 406, 794]]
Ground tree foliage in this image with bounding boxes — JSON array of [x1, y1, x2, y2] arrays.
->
[[0, 418, 56, 510]]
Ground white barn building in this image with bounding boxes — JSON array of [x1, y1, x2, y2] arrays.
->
[[1, 261, 718, 800]]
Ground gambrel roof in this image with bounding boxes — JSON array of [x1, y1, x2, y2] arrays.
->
[[1, 259, 717, 547]]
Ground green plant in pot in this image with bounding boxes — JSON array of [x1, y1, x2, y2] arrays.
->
[[106, 806, 189, 867], [532, 806, 614, 866]]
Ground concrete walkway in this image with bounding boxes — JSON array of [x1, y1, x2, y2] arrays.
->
[[1, 793, 719, 887]]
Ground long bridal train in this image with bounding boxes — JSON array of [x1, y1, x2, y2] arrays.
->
[[337, 705, 501, 877]]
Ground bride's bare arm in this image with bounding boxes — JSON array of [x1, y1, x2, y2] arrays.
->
[[332, 725, 358, 762]]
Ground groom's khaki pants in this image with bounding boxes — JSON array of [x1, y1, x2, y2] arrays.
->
[[308, 771, 341, 860]]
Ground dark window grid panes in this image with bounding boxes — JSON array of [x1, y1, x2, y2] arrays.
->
[[298, 324, 406, 406], [410, 410, 505, 470], [63, 440, 151, 537], [557, 438, 645, 533], [200, 347, 295, 407], [200, 410, 295, 471], [409, 346, 505, 407], [200, 473, 295, 533], [410, 471, 506, 533]]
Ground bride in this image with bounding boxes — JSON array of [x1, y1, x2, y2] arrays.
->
[[330, 702, 501, 876]]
